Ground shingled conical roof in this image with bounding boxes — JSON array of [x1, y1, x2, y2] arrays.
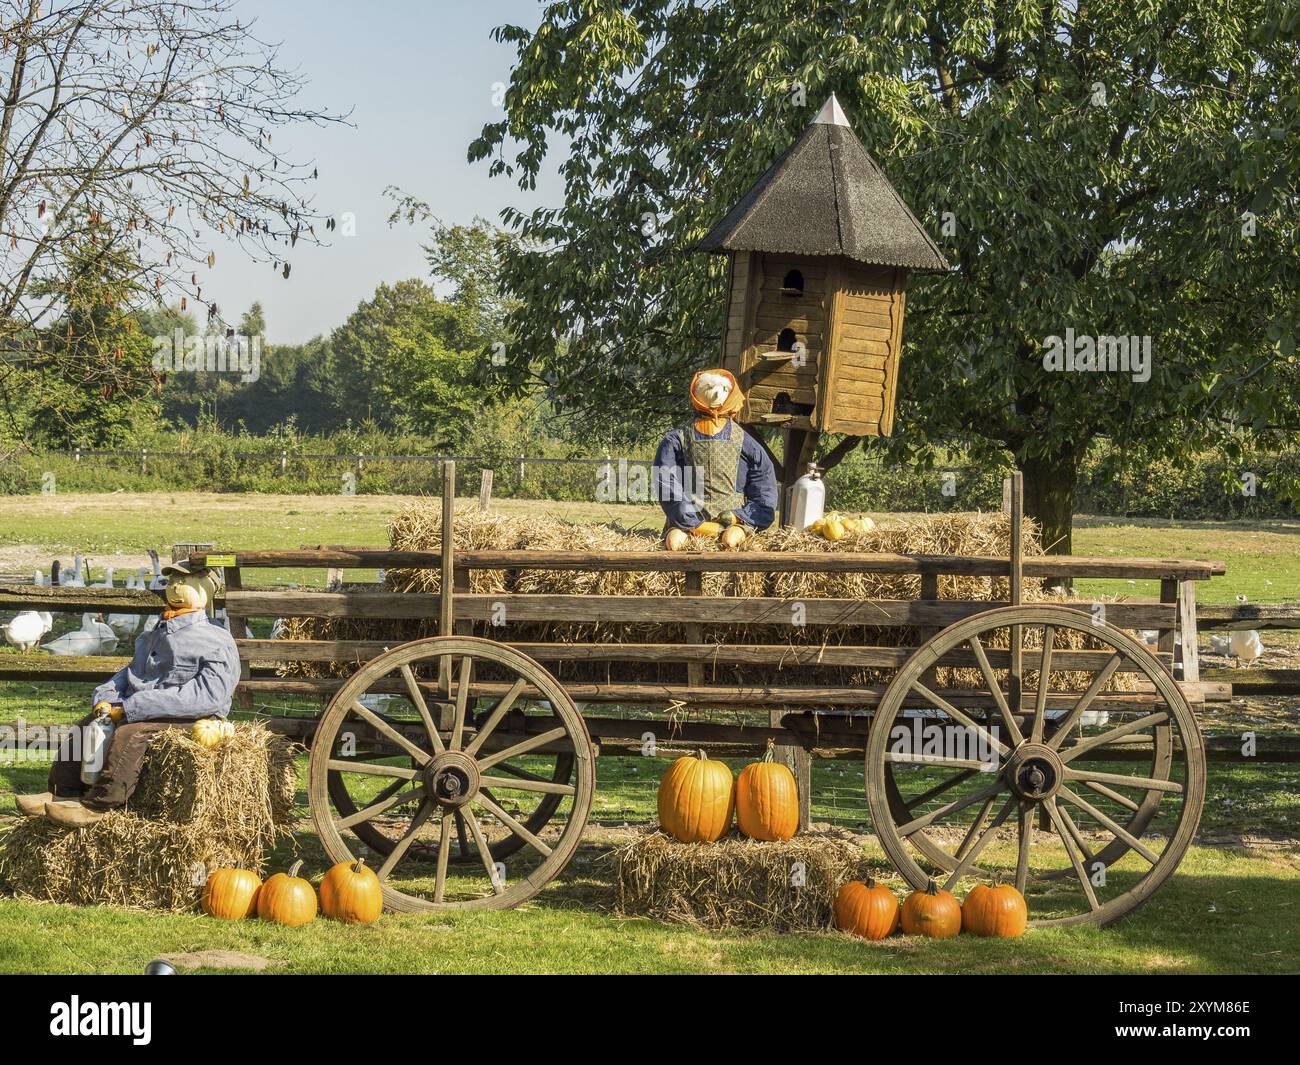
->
[[697, 94, 949, 272]]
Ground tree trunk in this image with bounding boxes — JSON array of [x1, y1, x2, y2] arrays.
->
[[1019, 449, 1082, 557]]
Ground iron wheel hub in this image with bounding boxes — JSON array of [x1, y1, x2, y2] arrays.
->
[[1004, 743, 1064, 801], [425, 751, 480, 808]]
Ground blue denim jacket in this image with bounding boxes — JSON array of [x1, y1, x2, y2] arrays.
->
[[92, 610, 241, 723]]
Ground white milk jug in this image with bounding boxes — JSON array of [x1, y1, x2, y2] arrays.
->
[[790, 463, 825, 530], [81, 714, 117, 786]]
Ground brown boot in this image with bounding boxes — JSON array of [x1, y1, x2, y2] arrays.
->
[[14, 792, 53, 818], [45, 800, 110, 828]]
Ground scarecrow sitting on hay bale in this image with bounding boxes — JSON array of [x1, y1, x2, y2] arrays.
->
[[654, 368, 776, 550], [14, 558, 241, 828]]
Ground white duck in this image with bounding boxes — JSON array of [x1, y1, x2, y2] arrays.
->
[[1229, 594, 1264, 668], [147, 550, 166, 591], [60, 554, 87, 588], [106, 570, 143, 639], [41, 614, 111, 656], [90, 566, 115, 589], [3, 612, 46, 652]]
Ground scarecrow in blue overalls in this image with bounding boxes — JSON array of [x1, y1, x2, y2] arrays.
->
[[654, 368, 777, 549], [14, 559, 241, 827]]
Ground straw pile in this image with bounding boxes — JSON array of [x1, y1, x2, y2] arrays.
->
[[0, 723, 299, 911], [277, 505, 1135, 694], [613, 830, 871, 931]]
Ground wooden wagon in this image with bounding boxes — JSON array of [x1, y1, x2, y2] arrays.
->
[[147, 467, 1220, 929]]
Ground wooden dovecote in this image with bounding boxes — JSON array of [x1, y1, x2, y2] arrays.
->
[[698, 94, 948, 437]]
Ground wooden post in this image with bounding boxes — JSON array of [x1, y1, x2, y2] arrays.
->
[[439, 460, 456, 696], [224, 565, 253, 710], [478, 468, 494, 512], [1007, 473, 1024, 713], [1177, 579, 1200, 683], [1158, 578, 1178, 662], [770, 709, 812, 832]]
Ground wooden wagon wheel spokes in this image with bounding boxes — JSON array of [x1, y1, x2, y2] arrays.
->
[[311, 636, 594, 912], [867, 605, 1205, 928], [324, 664, 578, 866], [882, 625, 1177, 880]]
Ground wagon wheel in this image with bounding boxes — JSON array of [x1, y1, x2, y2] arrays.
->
[[310, 636, 595, 911], [866, 605, 1204, 928]]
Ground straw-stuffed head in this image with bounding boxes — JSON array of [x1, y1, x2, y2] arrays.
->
[[161, 560, 219, 611], [690, 368, 743, 417]]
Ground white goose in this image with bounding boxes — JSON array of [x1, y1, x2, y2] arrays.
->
[[106, 570, 143, 639], [3, 612, 45, 652], [147, 550, 166, 591], [41, 614, 110, 656], [1229, 595, 1264, 668]]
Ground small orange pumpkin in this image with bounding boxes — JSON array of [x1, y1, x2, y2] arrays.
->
[[320, 858, 384, 925], [202, 867, 262, 920], [900, 880, 962, 938], [962, 881, 1028, 937], [657, 749, 734, 843], [257, 860, 318, 927], [736, 743, 799, 842], [833, 878, 899, 940]]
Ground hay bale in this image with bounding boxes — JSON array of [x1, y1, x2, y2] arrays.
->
[[613, 830, 870, 931], [277, 504, 1135, 694], [132, 722, 298, 842], [0, 723, 299, 911]]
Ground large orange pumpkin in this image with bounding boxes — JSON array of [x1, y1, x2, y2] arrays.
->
[[962, 882, 1028, 937], [833, 878, 899, 940], [320, 859, 384, 925], [900, 880, 962, 938], [657, 749, 734, 843], [257, 860, 318, 927], [736, 744, 799, 842], [202, 867, 262, 920]]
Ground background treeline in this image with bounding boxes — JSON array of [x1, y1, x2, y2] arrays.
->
[[3, 423, 1296, 522]]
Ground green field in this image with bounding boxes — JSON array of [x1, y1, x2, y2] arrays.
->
[[1, 493, 1297, 973]]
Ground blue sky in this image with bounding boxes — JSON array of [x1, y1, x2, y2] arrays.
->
[[210, 0, 558, 343]]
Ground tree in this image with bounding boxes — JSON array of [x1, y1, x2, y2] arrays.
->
[[329, 279, 479, 447], [18, 230, 159, 445], [471, 1, 1300, 550], [0, 0, 341, 438], [385, 195, 521, 347]]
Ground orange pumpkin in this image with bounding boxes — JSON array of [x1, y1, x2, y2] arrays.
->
[[202, 867, 262, 920], [962, 881, 1028, 937], [320, 859, 384, 925], [900, 880, 962, 938], [736, 744, 799, 841], [657, 749, 734, 843], [257, 860, 318, 927], [833, 878, 899, 940]]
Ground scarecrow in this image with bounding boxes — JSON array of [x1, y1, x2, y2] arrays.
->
[[654, 368, 777, 549], [15, 559, 241, 827]]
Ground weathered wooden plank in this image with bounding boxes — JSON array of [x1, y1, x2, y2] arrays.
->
[[223, 590, 1177, 629], [1197, 603, 1300, 629], [186, 551, 1227, 580], [234, 674, 1182, 710], [234, 637, 1170, 671], [0, 585, 164, 613], [1203, 667, 1300, 693]]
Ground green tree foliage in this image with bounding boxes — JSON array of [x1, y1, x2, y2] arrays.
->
[[330, 279, 480, 447], [10, 237, 160, 447], [470, 1, 1300, 549]]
